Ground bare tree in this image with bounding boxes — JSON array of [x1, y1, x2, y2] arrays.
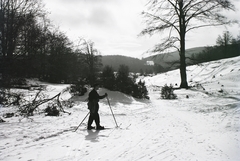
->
[[140, 0, 237, 88], [77, 38, 102, 85], [216, 31, 233, 47]]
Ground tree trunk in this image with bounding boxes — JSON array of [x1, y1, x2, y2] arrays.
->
[[179, 0, 188, 89], [179, 49, 188, 88]]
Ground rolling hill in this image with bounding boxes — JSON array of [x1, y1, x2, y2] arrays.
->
[[142, 47, 206, 67], [102, 47, 206, 73]]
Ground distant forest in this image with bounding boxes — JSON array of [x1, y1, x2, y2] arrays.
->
[[102, 55, 154, 74]]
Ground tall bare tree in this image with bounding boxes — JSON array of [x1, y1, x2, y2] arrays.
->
[[140, 0, 237, 88], [77, 39, 102, 85]]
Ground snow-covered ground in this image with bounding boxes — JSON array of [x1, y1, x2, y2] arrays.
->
[[0, 56, 240, 161]]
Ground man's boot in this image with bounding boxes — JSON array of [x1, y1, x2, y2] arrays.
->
[[96, 126, 104, 130]]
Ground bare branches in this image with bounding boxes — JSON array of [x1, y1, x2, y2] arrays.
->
[[75, 38, 102, 84], [140, 0, 237, 53], [18, 88, 71, 117], [149, 36, 180, 53], [184, 0, 236, 33]]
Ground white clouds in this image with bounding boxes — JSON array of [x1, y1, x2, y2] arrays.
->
[[42, 0, 240, 58], [41, 0, 152, 57], [43, 0, 148, 57]]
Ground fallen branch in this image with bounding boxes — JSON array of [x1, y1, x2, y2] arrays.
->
[[20, 91, 71, 117]]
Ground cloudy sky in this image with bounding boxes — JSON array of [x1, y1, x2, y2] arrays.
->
[[42, 0, 240, 58]]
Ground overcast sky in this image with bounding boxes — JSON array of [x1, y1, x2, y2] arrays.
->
[[42, 0, 240, 58]]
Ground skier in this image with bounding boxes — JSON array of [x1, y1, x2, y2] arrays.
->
[[87, 83, 107, 130]]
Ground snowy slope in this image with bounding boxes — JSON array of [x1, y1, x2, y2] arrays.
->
[[0, 56, 240, 161]]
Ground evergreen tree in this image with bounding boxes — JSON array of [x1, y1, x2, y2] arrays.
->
[[101, 66, 116, 90], [132, 80, 149, 99], [115, 65, 149, 99], [116, 65, 132, 94]]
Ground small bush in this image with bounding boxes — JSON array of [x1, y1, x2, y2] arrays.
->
[[132, 80, 149, 99], [161, 84, 177, 99], [70, 79, 87, 96], [45, 102, 60, 116]]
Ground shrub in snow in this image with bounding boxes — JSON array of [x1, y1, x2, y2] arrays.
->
[[70, 79, 87, 96], [161, 84, 177, 99], [132, 80, 149, 99], [45, 102, 60, 116], [116, 65, 149, 99]]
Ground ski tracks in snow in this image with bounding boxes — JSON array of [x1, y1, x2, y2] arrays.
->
[[1, 92, 239, 160]]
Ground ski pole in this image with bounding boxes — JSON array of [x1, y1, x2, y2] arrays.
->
[[106, 96, 118, 127], [74, 112, 90, 132]]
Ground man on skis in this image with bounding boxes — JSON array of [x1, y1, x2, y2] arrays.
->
[[87, 83, 107, 130]]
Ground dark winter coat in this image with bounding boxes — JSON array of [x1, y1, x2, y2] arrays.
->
[[87, 89, 106, 113]]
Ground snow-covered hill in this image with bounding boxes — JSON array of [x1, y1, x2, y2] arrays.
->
[[0, 56, 240, 161]]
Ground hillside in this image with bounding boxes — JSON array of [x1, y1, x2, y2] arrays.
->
[[102, 47, 206, 73], [142, 46, 206, 70]]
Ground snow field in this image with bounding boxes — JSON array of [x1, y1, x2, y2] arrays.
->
[[0, 56, 240, 161]]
